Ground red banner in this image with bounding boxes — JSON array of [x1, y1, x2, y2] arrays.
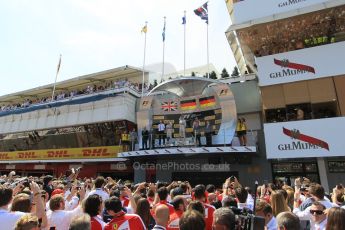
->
[[283, 127, 329, 150], [274, 58, 315, 74]]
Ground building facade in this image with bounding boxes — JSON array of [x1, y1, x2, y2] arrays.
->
[[225, 0, 345, 191]]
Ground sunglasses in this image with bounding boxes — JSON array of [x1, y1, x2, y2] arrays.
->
[[310, 210, 324, 215]]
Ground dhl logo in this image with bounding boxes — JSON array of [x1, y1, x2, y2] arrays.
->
[[82, 148, 110, 157], [47, 150, 70, 158], [0, 153, 10, 159], [17, 152, 37, 158]]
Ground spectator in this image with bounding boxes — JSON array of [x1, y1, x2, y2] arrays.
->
[[309, 201, 328, 230], [179, 210, 205, 230], [47, 190, 85, 230], [87, 177, 110, 202], [271, 190, 290, 217], [136, 198, 155, 230], [168, 196, 187, 230], [193, 184, 215, 230], [212, 207, 236, 230], [11, 193, 32, 213], [256, 201, 277, 230], [104, 196, 145, 230], [14, 214, 39, 230], [187, 201, 205, 216], [222, 196, 238, 208], [157, 187, 175, 215], [43, 175, 54, 199], [293, 183, 338, 221], [276, 212, 300, 230], [83, 194, 105, 230], [0, 185, 26, 230], [152, 205, 170, 230], [69, 214, 91, 230], [235, 187, 251, 211], [326, 207, 345, 230]]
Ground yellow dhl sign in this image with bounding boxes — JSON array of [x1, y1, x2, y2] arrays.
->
[[0, 146, 122, 161]]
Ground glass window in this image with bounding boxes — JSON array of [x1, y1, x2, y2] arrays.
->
[[286, 103, 312, 121], [312, 101, 337, 119], [265, 108, 287, 123]]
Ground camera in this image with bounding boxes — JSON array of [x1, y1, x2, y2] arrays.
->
[[229, 207, 265, 230]]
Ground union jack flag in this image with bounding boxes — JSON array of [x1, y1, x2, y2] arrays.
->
[[161, 101, 177, 112]]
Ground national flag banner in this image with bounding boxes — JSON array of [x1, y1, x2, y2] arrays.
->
[[141, 25, 147, 33], [182, 15, 186, 24], [56, 55, 62, 75], [194, 2, 208, 24], [162, 21, 166, 42], [199, 96, 216, 108], [180, 99, 197, 111], [161, 101, 177, 112]]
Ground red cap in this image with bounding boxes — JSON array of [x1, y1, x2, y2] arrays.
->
[[51, 189, 64, 197]]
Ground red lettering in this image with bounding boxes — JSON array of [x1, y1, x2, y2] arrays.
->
[[47, 150, 70, 158], [18, 152, 37, 159], [0, 153, 10, 159], [82, 149, 92, 157], [82, 148, 110, 157]]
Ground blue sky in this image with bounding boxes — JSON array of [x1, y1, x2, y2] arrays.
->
[[0, 0, 236, 96]]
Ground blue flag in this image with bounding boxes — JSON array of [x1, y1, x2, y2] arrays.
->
[[162, 21, 166, 42], [194, 2, 208, 24], [182, 15, 186, 25]]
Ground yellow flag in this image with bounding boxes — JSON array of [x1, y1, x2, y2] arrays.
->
[[141, 25, 147, 33]]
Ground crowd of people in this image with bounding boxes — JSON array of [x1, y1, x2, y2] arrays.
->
[[0, 168, 344, 230], [238, 6, 345, 57], [0, 79, 151, 114]]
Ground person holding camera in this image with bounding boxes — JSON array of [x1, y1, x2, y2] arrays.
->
[[87, 177, 110, 203]]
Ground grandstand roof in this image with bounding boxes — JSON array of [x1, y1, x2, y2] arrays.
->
[[148, 77, 224, 97], [0, 65, 147, 104]]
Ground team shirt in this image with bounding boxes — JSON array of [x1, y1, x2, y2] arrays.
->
[[104, 211, 146, 230]]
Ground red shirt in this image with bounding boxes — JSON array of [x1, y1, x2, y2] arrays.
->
[[159, 200, 175, 216], [91, 216, 105, 230], [204, 203, 215, 230], [104, 211, 146, 230], [167, 210, 183, 230], [121, 196, 130, 207]]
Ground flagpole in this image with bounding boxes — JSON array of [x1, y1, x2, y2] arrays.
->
[[142, 21, 147, 97], [162, 16, 166, 81], [51, 54, 61, 101], [183, 10, 186, 77], [207, 21, 210, 78]]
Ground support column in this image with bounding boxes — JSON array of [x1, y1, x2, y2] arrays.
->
[[317, 158, 329, 193]]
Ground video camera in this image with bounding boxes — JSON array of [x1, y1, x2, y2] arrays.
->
[[229, 206, 265, 230]]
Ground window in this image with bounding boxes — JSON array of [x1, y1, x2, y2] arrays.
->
[[286, 103, 312, 121], [265, 108, 287, 123]]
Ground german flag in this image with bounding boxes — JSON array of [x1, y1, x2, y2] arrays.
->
[[180, 99, 196, 111], [199, 96, 216, 108]]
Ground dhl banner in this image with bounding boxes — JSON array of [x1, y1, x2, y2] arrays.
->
[[0, 146, 122, 162]]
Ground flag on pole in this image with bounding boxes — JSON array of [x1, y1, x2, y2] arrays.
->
[[194, 2, 208, 24], [162, 21, 166, 42], [141, 25, 147, 33], [56, 55, 62, 75], [182, 15, 186, 24]]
